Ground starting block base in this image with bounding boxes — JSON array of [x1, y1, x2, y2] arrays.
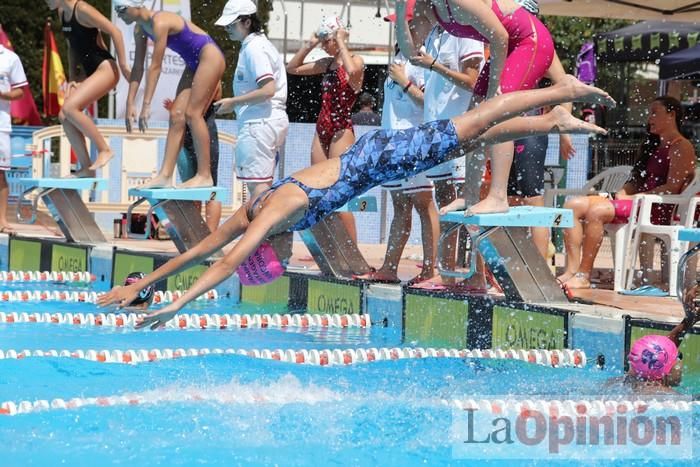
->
[[17, 178, 107, 244], [127, 187, 227, 253], [299, 196, 377, 278], [439, 206, 574, 303]]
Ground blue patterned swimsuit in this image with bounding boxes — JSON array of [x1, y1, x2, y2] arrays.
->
[[265, 119, 460, 232]]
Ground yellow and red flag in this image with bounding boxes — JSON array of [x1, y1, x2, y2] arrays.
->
[[0, 24, 42, 125], [42, 21, 65, 117]]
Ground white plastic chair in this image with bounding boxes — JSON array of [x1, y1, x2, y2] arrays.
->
[[620, 167, 700, 296], [543, 165, 633, 208]]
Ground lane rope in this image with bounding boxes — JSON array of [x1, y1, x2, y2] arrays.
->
[[0, 346, 585, 367], [0, 311, 369, 329], [2, 393, 693, 417], [0, 289, 218, 304], [0, 271, 95, 283]]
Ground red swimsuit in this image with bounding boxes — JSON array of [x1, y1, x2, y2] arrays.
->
[[316, 61, 357, 148]]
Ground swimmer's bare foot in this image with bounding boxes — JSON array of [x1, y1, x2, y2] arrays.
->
[[549, 105, 608, 136], [178, 174, 214, 189], [88, 149, 114, 171], [557, 271, 576, 284], [139, 174, 172, 189], [354, 269, 400, 283], [71, 168, 96, 178], [464, 196, 509, 216], [561, 74, 616, 108], [439, 198, 466, 215], [563, 272, 591, 289]]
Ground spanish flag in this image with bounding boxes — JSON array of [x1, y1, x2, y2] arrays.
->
[[42, 20, 65, 117], [0, 24, 42, 125]]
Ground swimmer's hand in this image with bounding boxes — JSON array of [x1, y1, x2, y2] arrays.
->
[[125, 103, 137, 133], [214, 97, 235, 115], [135, 305, 178, 330], [559, 134, 576, 160], [96, 284, 139, 310], [138, 102, 151, 133]]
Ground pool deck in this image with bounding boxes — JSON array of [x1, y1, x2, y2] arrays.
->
[[3, 218, 685, 324]]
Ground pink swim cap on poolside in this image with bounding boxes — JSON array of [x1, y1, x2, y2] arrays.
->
[[628, 335, 679, 381], [237, 242, 285, 286]]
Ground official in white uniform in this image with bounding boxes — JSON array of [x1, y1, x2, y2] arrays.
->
[[0, 44, 28, 233], [215, 0, 289, 199]]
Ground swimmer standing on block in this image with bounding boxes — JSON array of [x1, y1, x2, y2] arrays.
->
[[45, 0, 130, 176], [114, 0, 225, 189], [97, 77, 613, 328]]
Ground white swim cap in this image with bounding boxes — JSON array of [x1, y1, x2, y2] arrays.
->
[[113, 0, 146, 10], [317, 15, 343, 38], [515, 0, 539, 15]]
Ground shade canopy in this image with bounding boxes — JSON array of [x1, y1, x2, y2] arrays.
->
[[539, 0, 700, 22], [595, 20, 700, 62], [659, 44, 700, 80]]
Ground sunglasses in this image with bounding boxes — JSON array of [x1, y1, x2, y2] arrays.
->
[[115, 6, 128, 14]]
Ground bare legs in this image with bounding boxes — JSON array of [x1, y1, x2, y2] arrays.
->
[[559, 195, 615, 288], [59, 60, 119, 176], [356, 189, 439, 283], [452, 76, 613, 145], [0, 171, 13, 232], [140, 46, 225, 189], [310, 129, 358, 244]]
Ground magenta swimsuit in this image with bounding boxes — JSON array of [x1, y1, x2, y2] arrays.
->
[[144, 13, 221, 71], [433, 0, 554, 96]]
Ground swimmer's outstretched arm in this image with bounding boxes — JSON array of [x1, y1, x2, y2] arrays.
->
[[136, 197, 304, 330], [96, 208, 251, 309]]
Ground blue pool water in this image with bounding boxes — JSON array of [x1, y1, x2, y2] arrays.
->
[[0, 282, 698, 465]]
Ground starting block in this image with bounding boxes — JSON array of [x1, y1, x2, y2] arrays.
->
[[439, 206, 573, 303], [16, 178, 108, 244], [299, 195, 377, 278], [127, 186, 227, 253]]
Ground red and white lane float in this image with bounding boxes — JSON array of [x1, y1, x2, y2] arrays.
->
[[0, 346, 586, 368], [0, 311, 370, 329], [3, 393, 692, 417], [0, 270, 96, 283], [0, 289, 218, 304]]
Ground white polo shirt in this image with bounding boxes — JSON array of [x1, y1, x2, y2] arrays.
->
[[233, 33, 287, 124], [0, 45, 28, 133], [423, 27, 484, 121], [381, 51, 424, 130]]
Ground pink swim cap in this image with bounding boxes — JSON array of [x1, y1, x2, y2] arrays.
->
[[237, 242, 285, 286], [628, 335, 679, 381]]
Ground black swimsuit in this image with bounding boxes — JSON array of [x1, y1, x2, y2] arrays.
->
[[61, 1, 114, 76]]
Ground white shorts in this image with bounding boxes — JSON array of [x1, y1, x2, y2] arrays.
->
[[382, 172, 433, 194], [425, 159, 459, 182], [0, 132, 9, 171], [235, 116, 289, 182]]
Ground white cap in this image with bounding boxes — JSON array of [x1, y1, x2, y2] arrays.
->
[[317, 15, 343, 37], [113, 0, 145, 9], [215, 0, 258, 26]]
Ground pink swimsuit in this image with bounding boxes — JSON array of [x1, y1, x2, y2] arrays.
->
[[433, 0, 554, 96]]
